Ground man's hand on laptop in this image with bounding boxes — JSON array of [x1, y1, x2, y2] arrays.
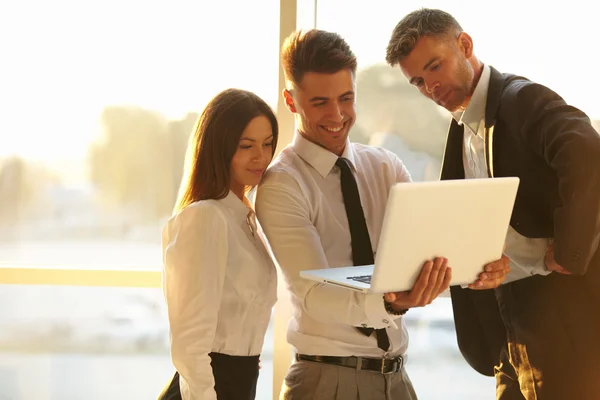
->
[[383, 257, 451, 310], [467, 255, 510, 290]]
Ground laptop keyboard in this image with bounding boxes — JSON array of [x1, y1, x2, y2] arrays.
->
[[348, 275, 372, 284]]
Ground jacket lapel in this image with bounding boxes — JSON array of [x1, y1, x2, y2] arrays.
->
[[482, 66, 506, 178], [441, 66, 507, 181], [484, 125, 495, 178], [485, 66, 506, 129]]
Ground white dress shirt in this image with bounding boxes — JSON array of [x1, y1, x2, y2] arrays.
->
[[256, 134, 411, 359], [452, 64, 551, 283], [162, 191, 277, 400]]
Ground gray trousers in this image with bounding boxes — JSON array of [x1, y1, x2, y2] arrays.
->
[[280, 359, 418, 400]]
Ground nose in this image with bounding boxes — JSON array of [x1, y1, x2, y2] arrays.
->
[[251, 145, 269, 164], [327, 101, 344, 122], [425, 79, 440, 95]]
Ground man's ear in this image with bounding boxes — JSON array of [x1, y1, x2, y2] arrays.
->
[[457, 31, 474, 58], [283, 89, 297, 113]]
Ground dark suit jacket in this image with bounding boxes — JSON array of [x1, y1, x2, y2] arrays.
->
[[441, 66, 600, 376]]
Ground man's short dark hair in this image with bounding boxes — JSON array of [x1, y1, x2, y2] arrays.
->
[[281, 29, 357, 88], [386, 8, 463, 67]]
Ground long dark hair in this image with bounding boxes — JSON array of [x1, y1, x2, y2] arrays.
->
[[173, 88, 278, 213]]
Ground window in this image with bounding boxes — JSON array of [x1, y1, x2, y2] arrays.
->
[[0, 0, 279, 268], [0, 1, 279, 398]]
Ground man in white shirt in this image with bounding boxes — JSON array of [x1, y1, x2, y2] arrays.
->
[[256, 29, 510, 400], [386, 8, 600, 400]]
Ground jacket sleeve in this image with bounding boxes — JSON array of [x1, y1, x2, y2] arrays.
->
[[500, 80, 600, 275]]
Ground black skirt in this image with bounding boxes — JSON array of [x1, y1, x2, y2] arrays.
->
[[158, 352, 260, 400]]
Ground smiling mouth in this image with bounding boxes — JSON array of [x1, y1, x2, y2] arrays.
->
[[320, 121, 346, 133], [248, 169, 264, 175]]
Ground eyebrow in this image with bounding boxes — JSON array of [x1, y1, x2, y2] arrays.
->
[[240, 135, 274, 142], [409, 57, 439, 85], [423, 56, 439, 71], [308, 90, 354, 102]]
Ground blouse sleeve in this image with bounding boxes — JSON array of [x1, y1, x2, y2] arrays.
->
[[162, 203, 228, 400]]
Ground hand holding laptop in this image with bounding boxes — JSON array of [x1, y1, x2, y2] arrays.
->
[[383, 257, 452, 311], [383, 255, 511, 312], [467, 254, 511, 290]]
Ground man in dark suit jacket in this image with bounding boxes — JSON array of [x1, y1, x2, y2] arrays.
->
[[385, 8, 600, 400]]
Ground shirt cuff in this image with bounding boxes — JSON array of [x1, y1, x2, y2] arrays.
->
[[363, 293, 400, 329]]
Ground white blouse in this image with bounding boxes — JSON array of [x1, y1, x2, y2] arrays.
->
[[162, 191, 277, 400]]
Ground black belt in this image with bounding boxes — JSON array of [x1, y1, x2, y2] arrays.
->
[[295, 354, 404, 374]]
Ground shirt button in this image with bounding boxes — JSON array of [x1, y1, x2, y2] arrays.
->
[[383, 319, 389, 324]]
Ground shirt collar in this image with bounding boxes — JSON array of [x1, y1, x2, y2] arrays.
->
[[291, 133, 356, 179], [451, 64, 491, 138], [220, 190, 254, 221]]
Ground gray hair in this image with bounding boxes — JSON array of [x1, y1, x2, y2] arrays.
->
[[386, 8, 462, 67]]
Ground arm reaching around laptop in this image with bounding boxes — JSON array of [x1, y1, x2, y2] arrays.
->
[[467, 255, 511, 290]]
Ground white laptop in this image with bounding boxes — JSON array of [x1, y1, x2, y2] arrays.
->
[[300, 177, 520, 293]]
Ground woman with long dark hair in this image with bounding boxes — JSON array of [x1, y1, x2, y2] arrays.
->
[[159, 88, 279, 400]]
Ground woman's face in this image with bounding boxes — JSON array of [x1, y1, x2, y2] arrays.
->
[[229, 115, 275, 198]]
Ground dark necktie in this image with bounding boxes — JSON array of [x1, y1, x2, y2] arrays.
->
[[335, 157, 390, 352]]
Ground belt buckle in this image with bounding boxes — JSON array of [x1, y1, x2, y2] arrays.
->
[[381, 357, 402, 374]]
